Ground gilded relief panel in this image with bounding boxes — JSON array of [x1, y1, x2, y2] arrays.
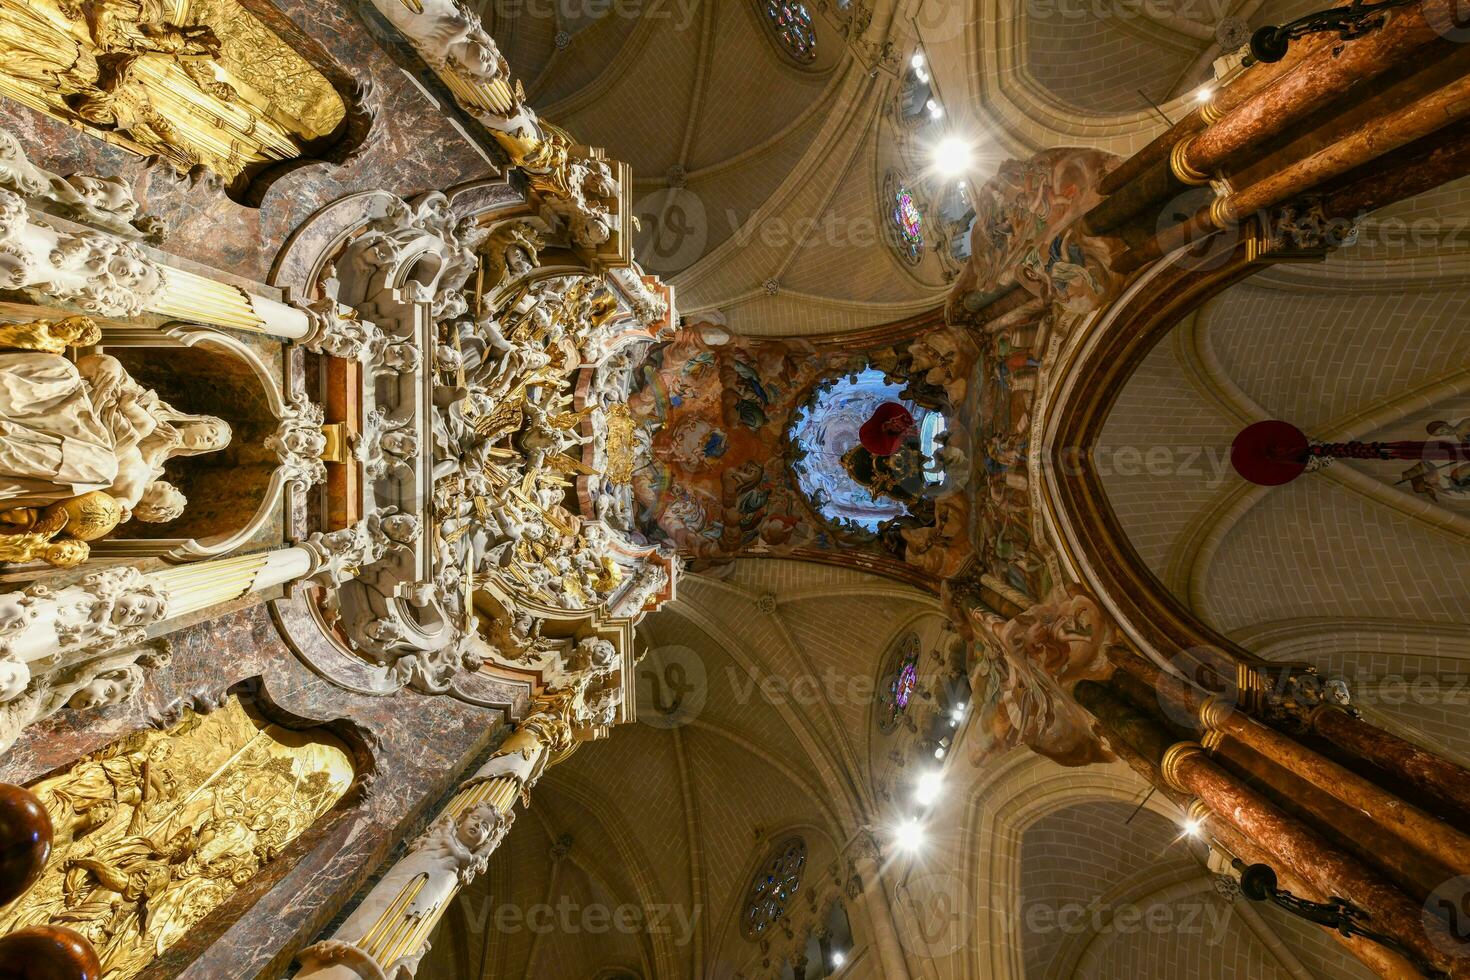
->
[[0, 696, 354, 978], [0, 0, 346, 189]]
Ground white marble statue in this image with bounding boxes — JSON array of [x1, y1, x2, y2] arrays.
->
[[0, 351, 230, 523]]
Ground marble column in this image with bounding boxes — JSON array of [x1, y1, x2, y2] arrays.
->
[[1111, 653, 1470, 879], [1085, 34, 1331, 233], [294, 710, 575, 980], [1310, 705, 1470, 820], [0, 548, 315, 668], [1174, 0, 1458, 182], [1075, 680, 1467, 979], [151, 267, 314, 339], [1217, 67, 1470, 225], [0, 190, 313, 339]]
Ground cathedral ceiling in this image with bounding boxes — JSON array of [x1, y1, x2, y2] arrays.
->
[[1098, 178, 1470, 769], [426, 558, 947, 978]]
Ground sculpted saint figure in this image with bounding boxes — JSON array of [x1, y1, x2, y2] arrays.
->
[[0, 350, 229, 526]]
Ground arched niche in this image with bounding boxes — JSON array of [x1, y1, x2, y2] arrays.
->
[[88, 323, 293, 561]]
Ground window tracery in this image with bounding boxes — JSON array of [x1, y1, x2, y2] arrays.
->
[[878, 630, 922, 733], [762, 0, 818, 63], [742, 836, 808, 939], [884, 172, 926, 264]]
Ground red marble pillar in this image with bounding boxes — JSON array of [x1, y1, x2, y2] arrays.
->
[[1110, 654, 1470, 880], [1179, 0, 1459, 179], [1075, 680, 1468, 978], [1312, 706, 1470, 821], [1221, 68, 1470, 223], [1086, 33, 1334, 230]]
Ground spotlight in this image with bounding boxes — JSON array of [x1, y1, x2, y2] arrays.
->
[[1182, 817, 1203, 838], [915, 67, 930, 83], [927, 99, 944, 120], [894, 817, 926, 852], [911, 52, 926, 69], [915, 770, 944, 806], [932, 135, 973, 176], [832, 950, 847, 968], [1195, 85, 1215, 103], [934, 746, 946, 760]]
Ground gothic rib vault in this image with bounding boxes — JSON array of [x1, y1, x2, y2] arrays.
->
[[0, 1, 1466, 980]]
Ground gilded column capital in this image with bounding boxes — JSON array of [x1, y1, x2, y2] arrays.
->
[[1161, 741, 1205, 793], [1199, 694, 1235, 731], [1169, 136, 1212, 186]]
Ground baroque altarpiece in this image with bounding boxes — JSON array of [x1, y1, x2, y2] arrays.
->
[[0, 0, 679, 975]]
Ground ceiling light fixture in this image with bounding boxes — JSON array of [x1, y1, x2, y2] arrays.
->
[[894, 817, 926, 852], [911, 52, 926, 69], [915, 770, 944, 806], [932, 135, 973, 177]]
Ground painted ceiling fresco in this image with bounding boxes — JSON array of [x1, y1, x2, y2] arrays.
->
[[626, 320, 979, 585]]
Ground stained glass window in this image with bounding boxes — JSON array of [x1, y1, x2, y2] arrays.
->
[[878, 632, 923, 733], [893, 184, 925, 262], [743, 837, 808, 939], [764, 1, 818, 63]]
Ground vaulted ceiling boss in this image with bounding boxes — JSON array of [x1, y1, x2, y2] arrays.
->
[[0, 1, 1466, 980]]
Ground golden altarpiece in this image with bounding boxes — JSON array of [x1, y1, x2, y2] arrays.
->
[[0, 0, 679, 976], [0, 0, 1467, 978]]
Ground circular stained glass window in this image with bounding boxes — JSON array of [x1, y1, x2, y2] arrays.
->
[[892, 183, 925, 262], [764, 1, 818, 63], [742, 837, 808, 939], [878, 632, 922, 733]]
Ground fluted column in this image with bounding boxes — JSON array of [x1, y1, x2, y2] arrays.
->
[[150, 267, 313, 339], [294, 710, 575, 980], [0, 547, 315, 669], [0, 187, 316, 339]]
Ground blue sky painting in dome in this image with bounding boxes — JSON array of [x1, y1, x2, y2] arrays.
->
[[789, 368, 945, 533]]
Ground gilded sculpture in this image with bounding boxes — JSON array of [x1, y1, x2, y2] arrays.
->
[[0, 346, 230, 560], [0, 697, 353, 979], [0, 0, 346, 187]]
